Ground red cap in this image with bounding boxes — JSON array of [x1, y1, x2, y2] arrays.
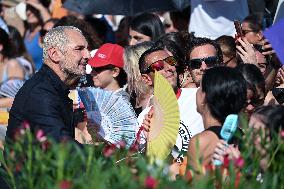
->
[[88, 43, 124, 68]]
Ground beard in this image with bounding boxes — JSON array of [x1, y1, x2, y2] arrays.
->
[[59, 59, 86, 77]]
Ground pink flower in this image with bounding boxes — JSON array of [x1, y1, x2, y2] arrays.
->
[[234, 156, 245, 168], [36, 129, 47, 142], [59, 180, 72, 189], [103, 144, 116, 158], [144, 176, 157, 189], [281, 130, 284, 139], [116, 140, 126, 149]]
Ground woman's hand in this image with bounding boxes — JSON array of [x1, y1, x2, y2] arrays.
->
[[212, 140, 240, 164], [236, 38, 257, 64]]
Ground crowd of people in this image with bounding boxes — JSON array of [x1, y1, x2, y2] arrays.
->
[[0, 0, 283, 187]]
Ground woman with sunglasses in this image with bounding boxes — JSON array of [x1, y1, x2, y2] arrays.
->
[[236, 64, 266, 118], [215, 35, 239, 68]]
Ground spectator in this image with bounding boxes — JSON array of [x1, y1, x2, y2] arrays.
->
[[187, 66, 247, 173], [128, 13, 165, 46], [6, 26, 90, 142]]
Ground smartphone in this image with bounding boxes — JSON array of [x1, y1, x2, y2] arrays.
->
[[234, 20, 244, 38], [272, 88, 284, 104]]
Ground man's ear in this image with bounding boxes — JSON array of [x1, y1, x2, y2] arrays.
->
[[47, 47, 62, 63], [141, 74, 153, 86], [0, 44, 3, 52]]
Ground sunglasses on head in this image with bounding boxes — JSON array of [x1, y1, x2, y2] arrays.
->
[[144, 56, 177, 73], [187, 56, 218, 69]]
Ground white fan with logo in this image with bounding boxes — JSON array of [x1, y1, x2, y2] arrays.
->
[[78, 87, 137, 148]]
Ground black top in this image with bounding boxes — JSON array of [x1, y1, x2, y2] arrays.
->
[[205, 126, 222, 139], [6, 64, 75, 142], [205, 126, 242, 145]]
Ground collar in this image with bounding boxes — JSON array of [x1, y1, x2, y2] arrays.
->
[[40, 64, 70, 96]]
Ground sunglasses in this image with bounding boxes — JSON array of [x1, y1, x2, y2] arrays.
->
[[187, 56, 218, 69], [246, 98, 265, 107], [40, 29, 48, 37], [144, 56, 177, 73], [91, 65, 113, 74], [223, 55, 236, 65]]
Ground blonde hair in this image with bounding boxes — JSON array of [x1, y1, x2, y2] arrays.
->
[[123, 42, 153, 106]]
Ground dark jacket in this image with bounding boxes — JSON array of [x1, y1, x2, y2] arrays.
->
[[6, 64, 75, 142]]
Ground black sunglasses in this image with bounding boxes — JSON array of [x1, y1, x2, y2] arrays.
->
[[246, 97, 265, 107], [40, 29, 48, 37], [187, 56, 218, 69], [91, 65, 114, 74]]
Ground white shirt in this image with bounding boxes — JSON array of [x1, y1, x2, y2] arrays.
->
[[137, 88, 204, 161]]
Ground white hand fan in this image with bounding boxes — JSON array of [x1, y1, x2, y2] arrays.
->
[[78, 87, 138, 148], [0, 79, 25, 98]]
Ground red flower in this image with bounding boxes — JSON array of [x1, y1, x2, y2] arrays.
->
[[21, 120, 30, 130], [223, 155, 230, 168], [59, 180, 72, 189], [103, 144, 116, 157], [234, 156, 245, 168], [15, 163, 22, 172], [129, 141, 139, 152], [41, 140, 51, 151], [144, 176, 157, 189]]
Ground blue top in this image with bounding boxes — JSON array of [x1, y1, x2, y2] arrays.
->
[[24, 32, 43, 71]]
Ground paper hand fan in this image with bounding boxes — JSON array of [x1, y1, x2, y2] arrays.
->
[[0, 79, 25, 98], [147, 71, 180, 161], [78, 87, 137, 148]]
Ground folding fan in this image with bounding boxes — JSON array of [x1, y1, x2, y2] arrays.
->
[[0, 79, 25, 98], [78, 87, 137, 148], [147, 71, 180, 161]]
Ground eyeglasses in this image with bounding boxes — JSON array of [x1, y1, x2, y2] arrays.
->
[[144, 56, 177, 73], [242, 29, 256, 35], [187, 56, 218, 69], [223, 55, 236, 65]]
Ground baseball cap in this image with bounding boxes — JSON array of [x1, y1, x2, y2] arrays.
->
[[88, 43, 124, 68]]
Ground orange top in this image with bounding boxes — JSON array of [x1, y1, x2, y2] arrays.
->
[[52, 0, 67, 19]]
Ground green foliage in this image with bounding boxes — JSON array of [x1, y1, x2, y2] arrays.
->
[[0, 123, 283, 189]]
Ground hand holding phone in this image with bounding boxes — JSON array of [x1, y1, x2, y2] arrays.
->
[[234, 20, 244, 38]]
